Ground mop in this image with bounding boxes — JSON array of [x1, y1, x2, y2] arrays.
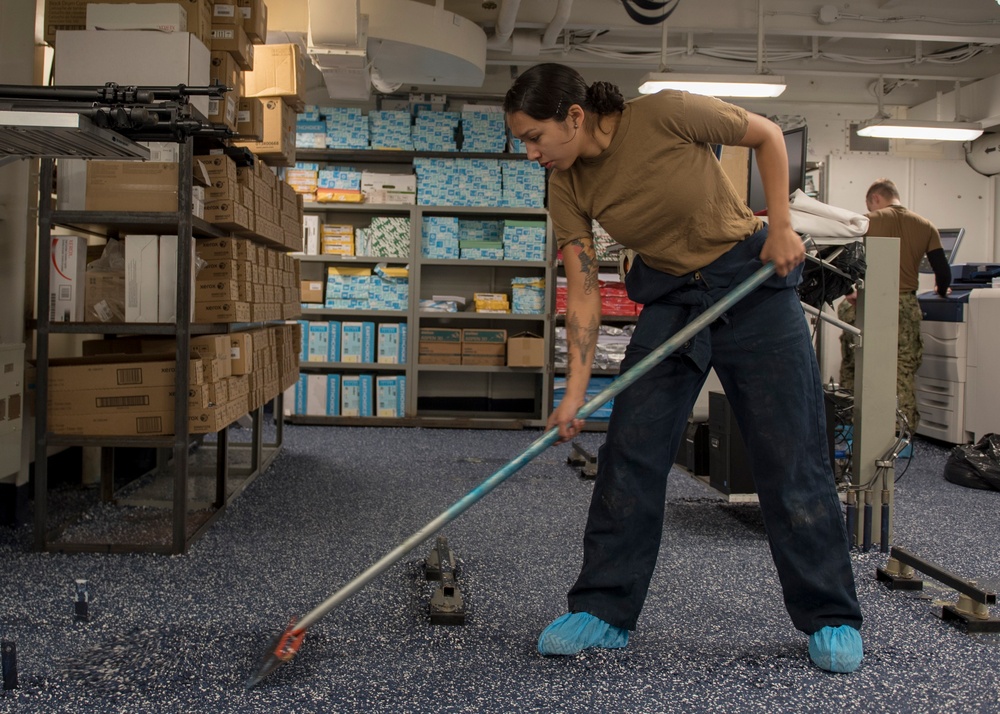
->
[[246, 261, 777, 688]]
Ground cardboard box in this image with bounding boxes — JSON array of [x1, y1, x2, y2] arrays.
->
[[208, 91, 237, 131], [86, 3, 188, 32], [241, 43, 305, 106], [194, 300, 251, 323], [85, 161, 179, 212], [361, 171, 417, 205], [418, 342, 461, 355], [461, 354, 505, 366], [237, 0, 267, 43], [211, 1, 239, 25], [125, 235, 159, 322], [48, 402, 235, 436], [196, 237, 251, 261], [49, 235, 88, 322], [202, 200, 251, 230], [48, 383, 212, 413], [237, 97, 264, 141], [46, 0, 213, 48], [210, 22, 253, 70], [47, 356, 204, 390], [54, 30, 211, 116], [229, 333, 253, 374], [462, 328, 507, 344], [507, 332, 545, 367], [418, 353, 461, 365], [300, 280, 323, 303], [233, 98, 296, 165], [418, 328, 461, 343], [462, 342, 506, 357], [194, 153, 238, 181], [85, 271, 126, 323]]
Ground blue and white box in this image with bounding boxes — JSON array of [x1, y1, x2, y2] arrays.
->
[[326, 374, 341, 416], [341, 322, 363, 363], [376, 375, 399, 417], [377, 323, 402, 364], [359, 374, 374, 417], [327, 320, 341, 362], [307, 322, 330, 362], [297, 320, 309, 361], [341, 374, 361, 416], [397, 375, 407, 416], [295, 373, 308, 414]]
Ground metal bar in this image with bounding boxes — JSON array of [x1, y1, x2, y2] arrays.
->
[[800, 301, 862, 337], [100, 447, 115, 503], [294, 262, 777, 632], [33, 158, 55, 551], [250, 406, 263, 474], [172, 136, 195, 554], [216, 427, 229, 508], [890, 547, 997, 605], [274, 392, 284, 448]]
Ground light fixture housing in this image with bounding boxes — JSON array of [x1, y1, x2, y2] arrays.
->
[[855, 116, 983, 142], [638, 72, 786, 98]]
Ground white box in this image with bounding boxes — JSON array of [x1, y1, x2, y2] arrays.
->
[[49, 235, 88, 322], [305, 374, 327, 416], [360, 171, 417, 205], [301, 214, 320, 256], [0, 343, 25, 480], [86, 3, 188, 33], [125, 235, 160, 322], [157, 235, 196, 323], [55, 31, 211, 116]]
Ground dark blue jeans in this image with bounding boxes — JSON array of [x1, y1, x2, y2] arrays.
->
[[567, 227, 862, 635]]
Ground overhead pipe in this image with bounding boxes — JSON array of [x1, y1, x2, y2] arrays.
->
[[486, 0, 521, 49], [541, 0, 573, 49]]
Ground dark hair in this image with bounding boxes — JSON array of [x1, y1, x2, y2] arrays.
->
[[503, 63, 625, 121]]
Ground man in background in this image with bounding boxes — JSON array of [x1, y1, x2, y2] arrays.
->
[[838, 178, 951, 432]]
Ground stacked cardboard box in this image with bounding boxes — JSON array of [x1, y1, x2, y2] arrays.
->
[[418, 328, 461, 365], [195, 235, 301, 322], [461, 329, 506, 366], [234, 43, 306, 166], [196, 153, 304, 252]]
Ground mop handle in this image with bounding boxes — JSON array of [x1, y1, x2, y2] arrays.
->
[[294, 262, 777, 632]]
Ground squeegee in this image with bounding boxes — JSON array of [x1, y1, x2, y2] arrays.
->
[[246, 261, 777, 688]]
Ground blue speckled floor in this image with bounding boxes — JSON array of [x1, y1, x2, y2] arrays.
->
[[2, 428, 998, 713]]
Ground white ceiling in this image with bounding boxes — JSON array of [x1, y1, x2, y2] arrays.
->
[[284, 0, 1000, 123]]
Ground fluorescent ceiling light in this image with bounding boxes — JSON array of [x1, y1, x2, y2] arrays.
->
[[855, 117, 983, 142], [638, 72, 786, 98]]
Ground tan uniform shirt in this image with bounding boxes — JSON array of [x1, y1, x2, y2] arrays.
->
[[865, 205, 942, 293], [548, 90, 762, 276]]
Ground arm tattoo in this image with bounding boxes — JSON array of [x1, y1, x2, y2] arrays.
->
[[566, 311, 599, 371], [567, 238, 599, 295]]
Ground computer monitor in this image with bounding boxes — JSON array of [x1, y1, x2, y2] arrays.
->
[[919, 228, 965, 274], [747, 126, 807, 215]]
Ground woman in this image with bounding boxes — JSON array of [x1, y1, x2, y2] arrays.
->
[[504, 63, 863, 673]]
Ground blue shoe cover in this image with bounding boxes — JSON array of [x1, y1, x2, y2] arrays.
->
[[809, 625, 863, 673], [537, 612, 629, 656]]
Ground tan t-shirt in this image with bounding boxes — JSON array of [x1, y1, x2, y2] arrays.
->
[[865, 205, 942, 292], [548, 90, 762, 276]]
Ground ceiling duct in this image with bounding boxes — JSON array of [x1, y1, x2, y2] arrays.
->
[[307, 0, 371, 101], [307, 0, 487, 98]]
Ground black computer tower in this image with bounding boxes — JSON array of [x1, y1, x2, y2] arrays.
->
[[680, 420, 710, 476], [708, 391, 755, 495]]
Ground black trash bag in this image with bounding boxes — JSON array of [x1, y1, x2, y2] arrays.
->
[[944, 433, 1000, 491], [798, 241, 867, 309]]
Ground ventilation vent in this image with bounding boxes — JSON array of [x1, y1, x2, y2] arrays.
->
[[849, 123, 890, 153]]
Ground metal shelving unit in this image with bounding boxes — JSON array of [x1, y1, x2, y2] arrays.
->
[[288, 148, 551, 428], [33, 141, 285, 554]]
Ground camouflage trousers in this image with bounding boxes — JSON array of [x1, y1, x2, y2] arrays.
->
[[838, 292, 923, 431]]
